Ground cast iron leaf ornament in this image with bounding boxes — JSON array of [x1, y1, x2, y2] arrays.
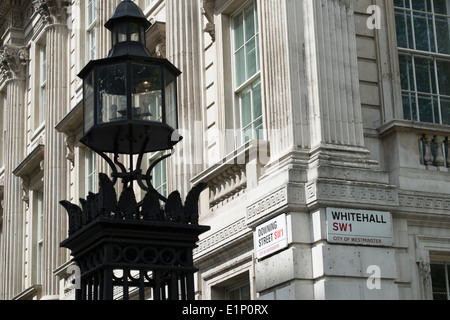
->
[[61, 174, 208, 235]]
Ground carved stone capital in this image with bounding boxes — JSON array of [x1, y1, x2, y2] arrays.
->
[[33, 0, 71, 25], [0, 44, 29, 80]]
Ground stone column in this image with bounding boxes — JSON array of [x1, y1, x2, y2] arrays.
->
[[259, 0, 310, 156], [166, 0, 204, 199], [97, 0, 121, 58], [303, 0, 365, 149], [35, 0, 71, 299], [0, 45, 28, 300]]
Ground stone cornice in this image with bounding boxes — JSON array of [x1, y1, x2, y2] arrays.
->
[[0, 1, 34, 45], [0, 1, 23, 22]]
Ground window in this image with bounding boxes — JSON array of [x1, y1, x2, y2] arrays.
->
[[431, 261, 450, 300], [150, 153, 167, 198], [86, 0, 98, 61], [39, 44, 47, 125], [232, 0, 263, 145], [36, 190, 44, 284], [211, 272, 252, 300], [395, 0, 450, 124], [226, 282, 251, 300], [85, 148, 97, 195]]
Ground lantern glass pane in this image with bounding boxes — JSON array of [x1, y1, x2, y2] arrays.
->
[[84, 71, 95, 133], [130, 22, 140, 42], [97, 63, 128, 124], [165, 69, 177, 129], [131, 63, 162, 121], [117, 23, 127, 43]]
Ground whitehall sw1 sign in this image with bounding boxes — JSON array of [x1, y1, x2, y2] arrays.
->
[[254, 214, 288, 259], [326, 208, 393, 247]]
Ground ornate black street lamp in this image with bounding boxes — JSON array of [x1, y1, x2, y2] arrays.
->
[[60, 0, 209, 300], [78, 0, 181, 197]]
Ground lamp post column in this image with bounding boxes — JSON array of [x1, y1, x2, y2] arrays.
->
[[36, 0, 71, 299]]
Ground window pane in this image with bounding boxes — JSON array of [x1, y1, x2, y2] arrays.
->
[[431, 263, 448, 300], [241, 87, 252, 128], [98, 63, 127, 124], [437, 60, 450, 96], [154, 162, 161, 188], [234, 12, 244, 49], [244, 2, 255, 42], [415, 57, 436, 94], [254, 118, 263, 140], [441, 97, 450, 124], [253, 79, 262, 120], [403, 93, 413, 120], [413, 12, 434, 52], [435, 16, 450, 55], [395, 9, 414, 49], [130, 23, 140, 41], [234, 0, 260, 86], [412, 0, 432, 12], [38, 191, 44, 241], [403, 93, 418, 121], [235, 48, 246, 87], [165, 72, 178, 129], [246, 38, 257, 79], [241, 285, 251, 300], [117, 23, 127, 43], [86, 149, 96, 195], [131, 63, 162, 121], [434, 0, 449, 14], [84, 71, 95, 132], [88, 29, 97, 60], [394, 0, 410, 9], [418, 94, 439, 123], [152, 157, 167, 197], [227, 284, 251, 300], [399, 55, 414, 91], [87, 0, 93, 25]]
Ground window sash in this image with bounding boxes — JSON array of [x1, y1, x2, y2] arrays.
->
[[39, 45, 47, 125], [232, 0, 263, 146], [233, 0, 260, 88], [86, 0, 97, 29], [395, 0, 450, 124], [150, 154, 167, 197], [431, 261, 450, 300], [226, 282, 251, 300], [240, 78, 263, 143], [86, 0, 97, 61], [85, 149, 97, 195], [88, 28, 97, 60], [37, 190, 44, 284]]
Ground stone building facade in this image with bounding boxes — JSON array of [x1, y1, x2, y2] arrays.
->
[[0, 0, 449, 300]]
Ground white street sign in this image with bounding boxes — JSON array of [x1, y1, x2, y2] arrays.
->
[[327, 208, 392, 246], [254, 214, 288, 260]]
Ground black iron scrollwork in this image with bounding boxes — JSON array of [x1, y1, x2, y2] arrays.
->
[[61, 173, 208, 236]]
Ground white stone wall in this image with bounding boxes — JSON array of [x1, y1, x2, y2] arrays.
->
[[0, 0, 449, 300]]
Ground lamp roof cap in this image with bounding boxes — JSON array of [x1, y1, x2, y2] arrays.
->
[[105, 0, 151, 30]]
